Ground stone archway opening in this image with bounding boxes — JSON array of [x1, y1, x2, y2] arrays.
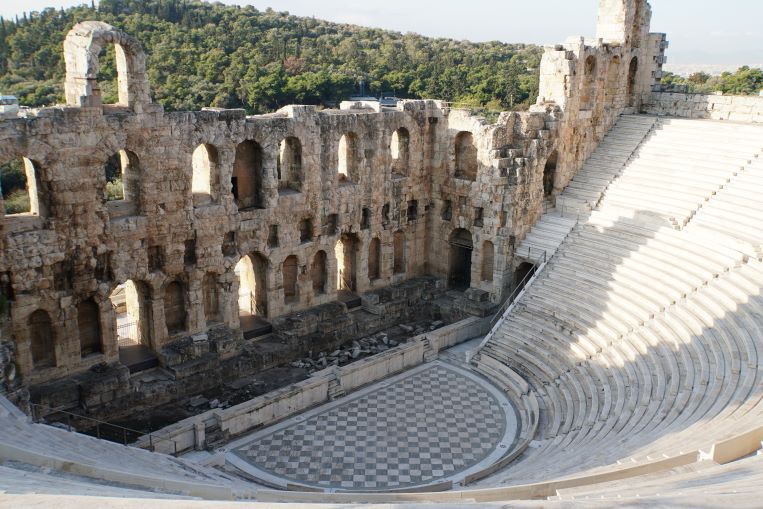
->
[[514, 262, 536, 293], [543, 150, 558, 197], [336, 233, 359, 293], [110, 280, 157, 373], [448, 228, 473, 291], [628, 57, 639, 106]]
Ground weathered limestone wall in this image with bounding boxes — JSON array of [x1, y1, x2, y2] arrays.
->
[[641, 91, 763, 123], [0, 0, 663, 397]]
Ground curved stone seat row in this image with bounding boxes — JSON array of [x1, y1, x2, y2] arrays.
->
[[0, 403, 249, 500], [473, 116, 763, 487]]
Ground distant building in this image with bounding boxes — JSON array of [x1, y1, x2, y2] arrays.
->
[[0, 96, 19, 118]]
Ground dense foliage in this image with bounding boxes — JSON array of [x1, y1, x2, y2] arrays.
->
[[0, 0, 542, 113], [661, 66, 763, 96]]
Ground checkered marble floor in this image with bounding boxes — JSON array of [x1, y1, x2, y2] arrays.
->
[[228, 362, 517, 491]]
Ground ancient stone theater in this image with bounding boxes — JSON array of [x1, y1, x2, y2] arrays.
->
[[1, 0, 762, 506]]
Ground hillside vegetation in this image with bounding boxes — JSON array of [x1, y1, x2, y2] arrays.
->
[[0, 0, 542, 113], [661, 67, 762, 96]]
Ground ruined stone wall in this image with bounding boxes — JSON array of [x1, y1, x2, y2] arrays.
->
[[640, 92, 763, 123], [0, 1, 662, 390]]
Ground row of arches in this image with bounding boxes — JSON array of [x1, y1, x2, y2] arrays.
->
[[1, 126, 477, 219], [579, 55, 639, 111]]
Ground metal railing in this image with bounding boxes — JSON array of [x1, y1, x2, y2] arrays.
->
[[29, 402, 179, 456], [488, 254, 545, 332], [116, 320, 139, 347]]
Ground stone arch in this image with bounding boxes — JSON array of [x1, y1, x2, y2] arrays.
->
[[580, 55, 597, 110], [28, 309, 55, 369], [336, 233, 359, 292], [454, 131, 477, 181], [393, 230, 406, 274], [233, 140, 264, 210], [109, 280, 153, 349], [448, 228, 473, 290], [104, 149, 141, 215], [235, 254, 269, 318], [605, 55, 622, 106], [277, 137, 303, 193], [283, 255, 299, 303], [338, 132, 360, 184], [514, 262, 535, 293], [192, 143, 219, 206], [481, 241, 495, 282], [544, 150, 558, 197], [202, 272, 220, 324], [78, 298, 103, 357], [64, 21, 150, 110], [368, 237, 381, 281], [163, 281, 187, 336], [0, 157, 48, 217], [311, 250, 328, 295], [390, 127, 410, 178], [628, 56, 639, 106]]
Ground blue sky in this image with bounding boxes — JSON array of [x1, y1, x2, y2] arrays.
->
[[2, 0, 761, 65]]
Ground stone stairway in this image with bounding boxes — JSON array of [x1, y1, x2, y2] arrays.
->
[[516, 115, 658, 264]]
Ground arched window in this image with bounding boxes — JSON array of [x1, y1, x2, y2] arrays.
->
[[393, 231, 406, 274], [277, 137, 303, 193], [78, 298, 102, 357], [233, 140, 264, 210], [311, 251, 327, 295], [455, 132, 477, 181], [29, 310, 55, 369], [203, 273, 220, 324], [368, 237, 381, 280], [390, 128, 410, 178], [164, 281, 187, 335], [580, 56, 597, 111], [0, 157, 47, 217], [481, 241, 495, 282], [628, 57, 639, 106], [283, 255, 299, 303], [544, 151, 558, 197], [192, 144, 219, 206], [104, 149, 141, 214], [338, 133, 360, 184]]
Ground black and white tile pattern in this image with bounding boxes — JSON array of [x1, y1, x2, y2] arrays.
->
[[228, 362, 517, 491]]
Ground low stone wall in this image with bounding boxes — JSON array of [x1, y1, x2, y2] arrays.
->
[[641, 91, 763, 123], [138, 316, 491, 455]]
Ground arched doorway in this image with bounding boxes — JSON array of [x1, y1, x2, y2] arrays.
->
[[78, 298, 103, 357], [110, 280, 157, 373], [164, 281, 187, 336], [282, 255, 299, 303], [514, 262, 536, 293], [627, 57, 639, 106], [29, 309, 55, 369], [336, 233, 359, 292], [544, 151, 558, 197], [448, 229, 473, 291], [235, 254, 268, 318], [368, 238, 381, 281], [312, 251, 328, 294]]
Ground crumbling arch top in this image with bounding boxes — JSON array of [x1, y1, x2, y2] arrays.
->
[[64, 21, 151, 111]]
